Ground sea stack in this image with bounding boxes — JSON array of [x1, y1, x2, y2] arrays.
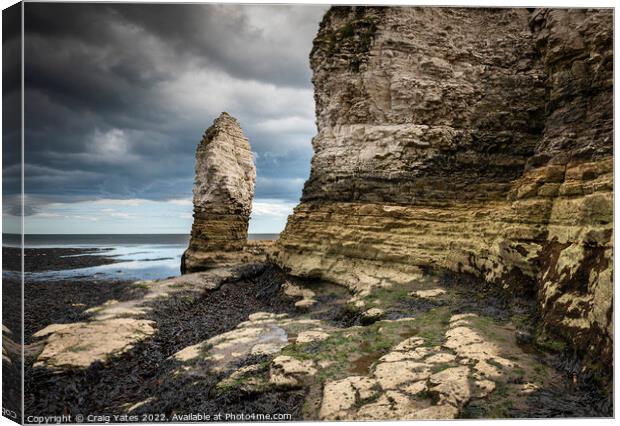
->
[[181, 112, 256, 273]]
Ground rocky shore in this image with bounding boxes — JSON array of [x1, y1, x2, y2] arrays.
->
[[2, 248, 146, 344], [20, 259, 610, 419]]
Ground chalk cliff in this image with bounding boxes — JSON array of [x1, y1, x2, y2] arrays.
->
[[276, 7, 612, 373], [182, 112, 257, 273]]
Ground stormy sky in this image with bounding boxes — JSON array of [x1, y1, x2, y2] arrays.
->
[[7, 2, 328, 234]]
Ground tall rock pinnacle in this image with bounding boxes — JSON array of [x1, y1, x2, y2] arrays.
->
[[181, 112, 256, 273]]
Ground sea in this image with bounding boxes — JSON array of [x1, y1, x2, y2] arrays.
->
[[2, 234, 279, 282]]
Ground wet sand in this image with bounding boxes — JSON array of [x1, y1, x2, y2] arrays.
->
[[3, 247, 123, 272]]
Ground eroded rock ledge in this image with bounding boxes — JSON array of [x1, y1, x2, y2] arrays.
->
[[276, 7, 612, 377], [182, 112, 263, 273]]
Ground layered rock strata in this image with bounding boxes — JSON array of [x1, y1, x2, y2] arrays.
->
[[182, 112, 258, 273], [526, 8, 613, 375], [276, 7, 612, 374]]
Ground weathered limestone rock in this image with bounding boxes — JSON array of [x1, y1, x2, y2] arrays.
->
[[214, 364, 268, 394], [278, 7, 547, 290], [296, 330, 330, 343], [374, 361, 431, 389], [170, 312, 333, 377], [319, 376, 378, 419], [361, 307, 384, 323], [356, 390, 430, 420], [33, 319, 156, 369], [411, 288, 446, 299], [276, 6, 612, 375], [270, 355, 318, 387], [317, 310, 561, 420], [182, 112, 257, 273], [2, 326, 20, 365], [173, 320, 289, 373], [283, 281, 318, 309]]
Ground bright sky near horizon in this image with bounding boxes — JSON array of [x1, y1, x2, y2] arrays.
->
[[3, 3, 327, 234]]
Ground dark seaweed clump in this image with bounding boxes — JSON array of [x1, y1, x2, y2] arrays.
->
[[24, 267, 300, 420], [23, 278, 147, 344]]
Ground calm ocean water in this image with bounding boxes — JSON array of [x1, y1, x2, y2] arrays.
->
[[2, 233, 279, 281]]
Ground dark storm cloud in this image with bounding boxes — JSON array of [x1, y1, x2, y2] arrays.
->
[[26, 3, 320, 88], [3, 2, 23, 208], [22, 2, 327, 210]]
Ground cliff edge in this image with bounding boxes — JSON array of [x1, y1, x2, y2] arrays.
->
[[276, 7, 612, 377]]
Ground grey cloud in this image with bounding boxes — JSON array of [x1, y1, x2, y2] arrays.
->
[[22, 3, 327, 207]]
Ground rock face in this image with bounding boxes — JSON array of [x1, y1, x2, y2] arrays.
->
[[277, 7, 612, 374], [526, 8, 613, 376], [182, 112, 256, 273]]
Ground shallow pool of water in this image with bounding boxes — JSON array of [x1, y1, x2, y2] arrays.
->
[[26, 244, 186, 282]]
